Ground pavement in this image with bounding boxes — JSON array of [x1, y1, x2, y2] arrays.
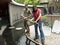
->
[[45, 33, 60, 45], [27, 25, 60, 45]]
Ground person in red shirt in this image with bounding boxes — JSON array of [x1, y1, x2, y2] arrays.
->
[[32, 5, 45, 45]]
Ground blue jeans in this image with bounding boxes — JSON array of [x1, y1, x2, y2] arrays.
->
[[34, 21, 45, 41]]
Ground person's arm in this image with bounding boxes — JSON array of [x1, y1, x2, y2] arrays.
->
[[36, 13, 41, 22], [21, 13, 28, 20], [27, 9, 33, 18], [21, 9, 24, 17], [21, 12, 24, 17], [36, 10, 41, 22], [21, 9, 27, 19]]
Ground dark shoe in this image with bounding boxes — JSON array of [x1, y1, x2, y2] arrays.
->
[[41, 40, 45, 45], [34, 36, 39, 40], [34, 38, 40, 42]]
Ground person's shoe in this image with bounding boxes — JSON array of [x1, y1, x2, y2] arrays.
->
[[41, 40, 45, 45], [34, 38, 40, 43]]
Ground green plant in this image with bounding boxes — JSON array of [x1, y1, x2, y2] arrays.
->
[[15, 0, 24, 3], [42, 15, 47, 21], [15, 0, 40, 5]]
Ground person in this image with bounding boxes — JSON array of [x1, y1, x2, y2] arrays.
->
[[21, 4, 32, 34], [32, 5, 45, 45]]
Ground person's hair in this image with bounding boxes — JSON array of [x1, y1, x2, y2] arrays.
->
[[25, 4, 28, 6], [33, 5, 37, 8], [32, 5, 37, 12]]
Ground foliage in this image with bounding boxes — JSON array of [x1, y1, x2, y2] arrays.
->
[[15, 0, 40, 5], [15, 0, 24, 3], [42, 15, 51, 27], [44, 22, 51, 27], [42, 15, 47, 21]]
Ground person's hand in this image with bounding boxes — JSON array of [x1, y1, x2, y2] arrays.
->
[[24, 17, 29, 21], [24, 17, 27, 19], [34, 21, 37, 24]]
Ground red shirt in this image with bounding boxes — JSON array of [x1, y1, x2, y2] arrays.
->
[[33, 8, 42, 21]]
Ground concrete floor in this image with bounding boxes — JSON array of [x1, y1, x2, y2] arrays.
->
[[45, 33, 60, 45], [24, 25, 60, 45]]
